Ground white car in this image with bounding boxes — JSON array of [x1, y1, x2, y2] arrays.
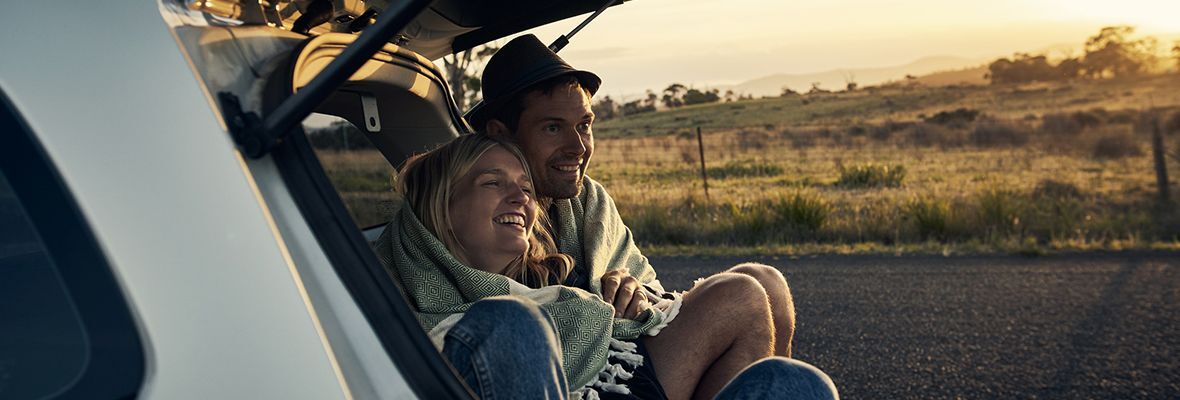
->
[[0, 1, 619, 398]]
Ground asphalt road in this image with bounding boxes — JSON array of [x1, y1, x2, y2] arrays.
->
[[648, 252, 1180, 399]]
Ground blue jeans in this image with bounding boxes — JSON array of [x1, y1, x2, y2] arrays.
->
[[715, 357, 840, 400], [442, 297, 568, 400]]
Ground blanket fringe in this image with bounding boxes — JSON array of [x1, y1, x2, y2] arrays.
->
[[643, 291, 685, 336], [573, 387, 600, 400], [578, 337, 647, 397]]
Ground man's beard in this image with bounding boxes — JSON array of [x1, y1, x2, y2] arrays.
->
[[539, 172, 582, 199]]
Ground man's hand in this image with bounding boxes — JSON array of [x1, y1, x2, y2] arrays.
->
[[600, 269, 650, 319]]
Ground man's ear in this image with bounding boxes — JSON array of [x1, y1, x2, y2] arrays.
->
[[486, 119, 511, 138]]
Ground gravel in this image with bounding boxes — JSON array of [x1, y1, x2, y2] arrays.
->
[[649, 252, 1180, 399]]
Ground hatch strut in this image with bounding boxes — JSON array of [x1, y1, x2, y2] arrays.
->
[[459, 0, 620, 123], [225, 0, 433, 158], [547, 0, 620, 52]]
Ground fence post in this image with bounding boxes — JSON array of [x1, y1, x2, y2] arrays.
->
[[696, 126, 709, 200], [1152, 116, 1170, 205]]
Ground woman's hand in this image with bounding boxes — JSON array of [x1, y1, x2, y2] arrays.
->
[[600, 269, 650, 319]]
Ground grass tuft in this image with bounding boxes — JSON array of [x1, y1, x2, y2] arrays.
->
[[836, 163, 906, 188]]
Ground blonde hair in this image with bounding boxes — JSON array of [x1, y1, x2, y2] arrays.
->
[[397, 134, 572, 287]]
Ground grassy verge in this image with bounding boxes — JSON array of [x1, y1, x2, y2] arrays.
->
[[639, 239, 1180, 258]]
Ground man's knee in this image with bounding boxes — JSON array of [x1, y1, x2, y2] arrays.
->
[[728, 263, 789, 289], [717, 357, 839, 400], [694, 273, 768, 306], [690, 273, 773, 330]]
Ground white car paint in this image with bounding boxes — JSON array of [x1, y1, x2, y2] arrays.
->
[[0, 1, 414, 398]]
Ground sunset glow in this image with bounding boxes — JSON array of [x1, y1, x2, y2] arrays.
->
[[522, 0, 1180, 96]]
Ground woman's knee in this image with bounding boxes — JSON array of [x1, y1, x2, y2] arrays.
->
[[462, 296, 555, 340], [717, 357, 839, 400]]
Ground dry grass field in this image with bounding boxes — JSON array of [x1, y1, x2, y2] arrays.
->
[[312, 74, 1180, 255]]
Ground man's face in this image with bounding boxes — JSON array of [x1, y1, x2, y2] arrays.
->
[[506, 84, 595, 199]]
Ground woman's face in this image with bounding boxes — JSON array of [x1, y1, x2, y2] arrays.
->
[[447, 146, 537, 274]]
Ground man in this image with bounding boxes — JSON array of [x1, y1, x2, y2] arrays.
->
[[468, 34, 820, 399]]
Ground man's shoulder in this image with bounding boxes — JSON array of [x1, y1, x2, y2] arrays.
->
[[580, 175, 611, 203]]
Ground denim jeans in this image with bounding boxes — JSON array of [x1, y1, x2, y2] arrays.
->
[[442, 296, 568, 400], [714, 357, 840, 400]]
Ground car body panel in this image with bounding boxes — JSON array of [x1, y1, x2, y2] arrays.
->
[[1, 2, 351, 398]]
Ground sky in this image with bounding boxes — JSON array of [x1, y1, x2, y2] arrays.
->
[[508, 0, 1180, 98]]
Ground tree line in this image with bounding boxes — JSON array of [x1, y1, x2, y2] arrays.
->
[[988, 25, 1180, 84]]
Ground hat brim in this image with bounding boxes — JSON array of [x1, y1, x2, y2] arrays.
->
[[466, 68, 600, 131]]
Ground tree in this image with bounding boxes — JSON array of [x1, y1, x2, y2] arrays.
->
[[620, 98, 655, 116], [661, 83, 686, 108], [987, 53, 1058, 84], [807, 82, 829, 94], [682, 88, 720, 105], [843, 72, 858, 91], [592, 95, 618, 120], [1056, 57, 1083, 81], [1172, 41, 1180, 72], [442, 44, 498, 111], [1082, 25, 1156, 79], [645, 90, 658, 109]]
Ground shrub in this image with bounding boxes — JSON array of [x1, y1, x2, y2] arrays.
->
[[971, 118, 1031, 147], [903, 122, 962, 148], [976, 188, 1024, 236], [906, 197, 953, 240], [1071, 110, 1105, 129], [1107, 109, 1137, 124], [736, 130, 770, 151], [836, 163, 906, 188], [789, 131, 817, 148], [1032, 179, 1082, 200], [1040, 112, 1083, 136], [1092, 132, 1142, 159], [729, 202, 777, 243], [769, 192, 830, 236], [707, 159, 783, 179], [726, 192, 830, 243], [621, 199, 707, 245], [1167, 110, 1180, 134], [924, 108, 979, 128]]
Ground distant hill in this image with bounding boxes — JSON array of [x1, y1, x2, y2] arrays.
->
[[903, 65, 988, 87], [595, 74, 1180, 137], [725, 56, 988, 97]]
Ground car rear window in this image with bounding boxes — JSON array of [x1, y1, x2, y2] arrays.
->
[[0, 91, 144, 399], [304, 113, 401, 229], [0, 172, 90, 399]]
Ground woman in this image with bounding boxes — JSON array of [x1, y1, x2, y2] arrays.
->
[[375, 134, 838, 400], [374, 134, 681, 399]]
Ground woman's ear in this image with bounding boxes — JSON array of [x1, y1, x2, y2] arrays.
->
[[486, 119, 511, 138]]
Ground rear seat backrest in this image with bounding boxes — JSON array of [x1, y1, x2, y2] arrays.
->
[[278, 32, 470, 169]]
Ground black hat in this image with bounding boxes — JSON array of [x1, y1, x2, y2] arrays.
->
[[465, 34, 601, 130]]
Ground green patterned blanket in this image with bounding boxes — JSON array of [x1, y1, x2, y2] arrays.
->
[[374, 197, 676, 393]]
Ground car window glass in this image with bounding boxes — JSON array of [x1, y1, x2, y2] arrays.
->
[[303, 113, 400, 228], [0, 171, 89, 399]]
